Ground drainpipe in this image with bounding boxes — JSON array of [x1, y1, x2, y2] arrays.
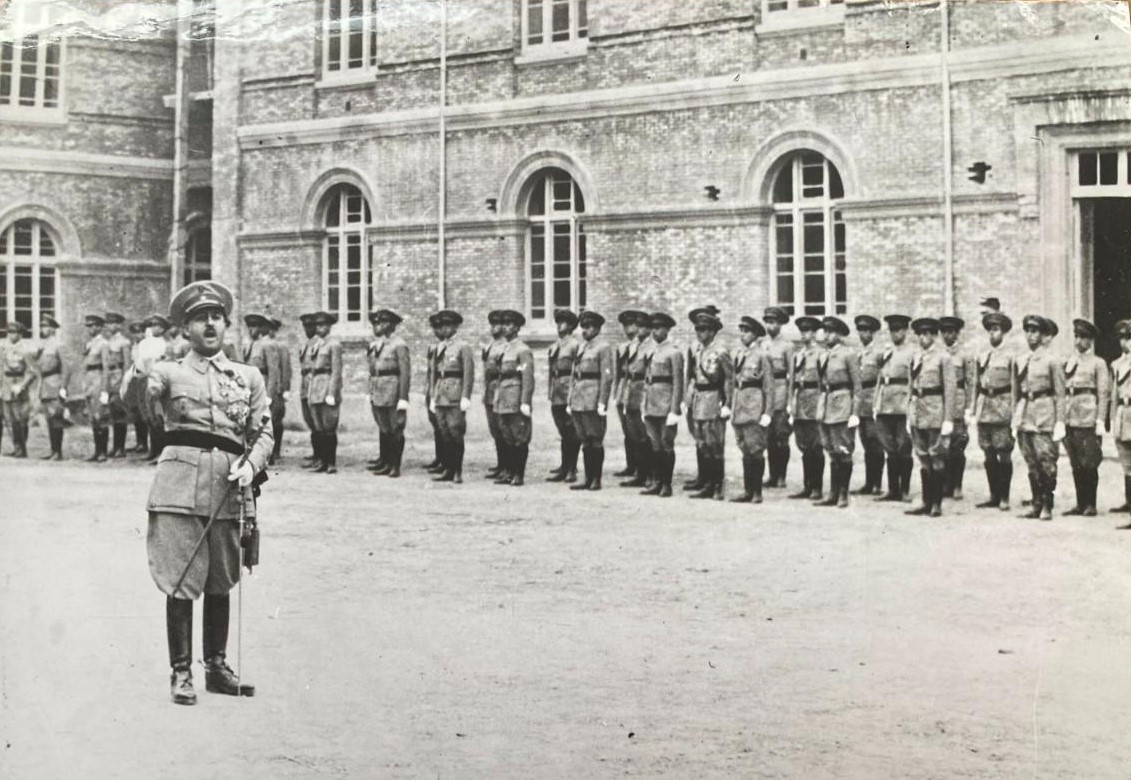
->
[[940, 0, 955, 315], [168, 0, 192, 292], [437, 0, 447, 309]]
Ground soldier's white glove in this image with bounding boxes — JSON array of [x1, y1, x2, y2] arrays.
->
[[906, 418, 914, 434], [758, 414, 772, 428], [58, 388, 68, 400], [283, 391, 291, 401], [681, 402, 688, 415], [325, 396, 336, 407], [520, 403, 532, 417], [1096, 421, 1106, 437], [99, 391, 109, 405], [720, 405, 732, 420], [429, 400, 437, 414], [396, 399, 410, 412], [665, 413, 681, 427], [788, 414, 795, 426], [1052, 421, 1066, 442], [964, 410, 975, 426], [597, 403, 608, 417], [459, 397, 471, 412], [941, 420, 954, 437], [227, 460, 255, 488], [848, 414, 860, 429]]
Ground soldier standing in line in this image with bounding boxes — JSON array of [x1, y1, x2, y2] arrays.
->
[[687, 310, 733, 500], [1014, 315, 1067, 520], [83, 314, 112, 462], [874, 314, 915, 502], [788, 316, 825, 501], [815, 316, 862, 508], [1061, 318, 1109, 516], [616, 311, 652, 489], [104, 312, 133, 458], [125, 314, 171, 463], [1109, 321, 1131, 529], [429, 310, 474, 483], [682, 305, 720, 491], [243, 313, 284, 464], [971, 311, 1018, 511], [481, 310, 507, 479], [568, 311, 615, 491], [366, 309, 411, 478], [264, 318, 291, 465], [297, 313, 321, 467], [493, 309, 535, 486], [306, 311, 342, 474], [35, 315, 73, 461], [1, 321, 37, 457], [612, 311, 645, 481], [546, 309, 581, 483], [125, 320, 150, 454], [906, 318, 957, 517], [939, 317, 975, 499], [729, 316, 773, 504], [640, 312, 684, 498], [761, 307, 794, 489], [853, 314, 885, 495], [422, 313, 445, 474]]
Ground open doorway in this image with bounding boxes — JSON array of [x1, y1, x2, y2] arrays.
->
[[1080, 198, 1131, 361]]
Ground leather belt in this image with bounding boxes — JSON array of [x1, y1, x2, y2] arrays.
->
[[86, 364, 104, 371], [645, 376, 672, 385], [980, 385, 1009, 397], [484, 370, 499, 380], [301, 368, 311, 376], [376, 369, 400, 377], [822, 382, 850, 392], [500, 370, 522, 379], [881, 377, 908, 386], [1023, 389, 1053, 401], [955, 380, 966, 390], [629, 372, 646, 381], [1067, 387, 1096, 396], [912, 387, 942, 397], [861, 379, 877, 389], [772, 370, 788, 380], [738, 379, 763, 390], [1119, 398, 1131, 407], [695, 382, 721, 392], [796, 381, 819, 390], [439, 370, 463, 379], [40, 368, 61, 377], [575, 371, 601, 380], [165, 429, 243, 456], [312, 368, 331, 375], [3, 370, 25, 377]]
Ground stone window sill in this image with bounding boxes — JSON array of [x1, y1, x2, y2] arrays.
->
[[0, 106, 67, 126], [755, 5, 846, 36], [514, 40, 589, 67], [315, 71, 376, 90]]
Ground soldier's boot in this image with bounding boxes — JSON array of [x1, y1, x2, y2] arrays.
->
[[166, 597, 196, 706], [750, 455, 765, 503], [876, 458, 902, 501], [952, 454, 966, 500], [853, 453, 874, 494], [301, 433, 318, 466], [565, 439, 581, 483], [763, 448, 779, 488], [587, 445, 604, 491], [1063, 469, 1085, 515], [997, 460, 1013, 511], [510, 445, 528, 487], [452, 441, 465, 484], [425, 433, 444, 472], [905, 470, 933, 516], [621, 443, 649, 487], [788, 454, 812, 499], [713, 458, 726, 501], [1038, 476, 1054, 521], [1082, 469, 1098, 516], [690, 459, 718, 499], [571, 447, 594, 490], [731, 455, 756, 503], [325, 434, 338, 474], [546, 441, 570, 482], [659, 452, 675, 497], [1020, 475, 1043, 518], [928, 468, 944, 517], [269, 420, 283, 464], [41, 428, 55, 459], [133, 421, 149, 453], [897, 458, 912, 501], [368, 433, 389, 472], [93, 427, 109, 462], [683, 449, 706, 491], [485, 439, 502, 478], [613, 437, 636, 478], [1111, 475, 1131, 514], [203, 595, 254, 697], [47, 428, 64, 460], [975, 460, 999, 508], [809, 455, 825, 502], [387, 435, 404, 478], [311, 434, 328, 472], [495, 445, 515, 484], [109, 423, 127, 458], [838, 463, 852, 508], [641, 448, 664, 495], [304, 433, 324, 470], [10, 422, 26, 457], [432, 440, 453, 481], [815, 460, 840, 506]]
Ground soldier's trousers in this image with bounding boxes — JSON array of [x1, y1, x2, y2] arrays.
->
[[3, 395, 30, 425], [765, 408, 792, 483], [435, 406, 466, 442], [691, 418, 726, 458], [1018, 430, 1058, 505], [976, 423, 1015, 501], [571, 410, 607, 447], [858, 416, 883, 457], [733, 421, 767, 456], [41, 397, 68, 431], [300, 398, 314, 431], [793, 419, 822, 455], [148, 512, 240, 600], [644, 416, 678, 453], [310, 402, 340, 433], [1063, 426, 1103, 469], [820, 421, 855, 464], [875, 415, 912, 457], [371, 405, 407, 436], [485, 405, 501, 442], [551, 404, 578, 444], [911, 427, 948, 471], [498, 412, 532, 447], [622, 406, 647, 445]]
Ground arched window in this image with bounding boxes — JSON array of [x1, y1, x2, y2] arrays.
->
[[0, 218, 59, 339], [770, 151, 846, 316], [184, 226, 211, 285], [526, 168, 586, 322], [321, 183, 372, 324]]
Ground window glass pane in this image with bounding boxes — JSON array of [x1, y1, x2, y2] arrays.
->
[[768, 0, 789, 11], [529, 225, 545, 273], [553, 280, 570, 306], [0, 269, 6, 324], [1100, 152, 1118, 186], [327, 239, 339, 271], [551, 0, 570, 42], [40, 267, 55, 318], [527, 177, 545, 216], [775, 221, 793, 255], [803, 215, 824, 255], [777, 276, 794, 305], [801, 156, 824, 198], [835, 274, 846, 305], [573, 182, 585, 213], [40, 229, 55, 256], [828, 163, 844, 199], [14, 222, 33, 254], [552, 176, 572, 210], [325, 194, 340, 227], [577, 0, 588, 37], [834, 218, 845, 253], [527, 0, 544, 45], [772, 165, 793, 203], [553, 222, 570, 265], [0, 226, 7, 253], [1078, 153, 1097, 187], [804, 274, 824, 305]]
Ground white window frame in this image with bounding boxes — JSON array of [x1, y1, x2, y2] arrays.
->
[[757, 0, 845, 35], [320, 0, 378, 84], [0, 1, 65, 123], [769, 152, 847, 317], [0, 219, 60, 340], [1070, 149, 1131, 198], [525, 169, 586, 325], [321, 184, 373, 330], [517, 0, 589, 64]]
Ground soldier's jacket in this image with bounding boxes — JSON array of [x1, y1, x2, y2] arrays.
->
[[762, 333, 794, 413], [691, 340, 733, 421], [35, 335, 72, 401], [268, 338, 292, 395], [299, 335, 321, 400], [617, 336, 651, 410], [547, 335, 578, 405], [493, 338, 535, 414], [857, 341, 882, 418], [244, 338, 284, 399], [146, 349, 273, 520], [685, 344, 699, 412], [367, 334, 410, 407], [568, 336, 614, 412], [1063, 350, 1110, 428], [424, 343, 436, 404], [1014, 346, 1066, 433], [83, 334, 111, 398], [643, 339, 684, 418], [909, 343, 957, 430], [873, 343, 914, 416], [614, 339, 633, 403], [106, 332, 131, 394], [1110, 354, 1131, 441], [817, 343, 862, 424], [308, 335, 343, 404], [947, 343, 976, 420], [0, 339, 37, 401], [482, 339, 506, 409], [973, 343, 1017, 425], [731, 342, 773, 425], [431, 338, 475, 407], [790, 343, 824, 421]]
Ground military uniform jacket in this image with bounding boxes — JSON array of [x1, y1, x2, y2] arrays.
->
[[973, 344, 1017, 425], [873, 344, 913, 416], [308, 336, 343, 404], [617, 337, 650, 411], [857, 342, 881, 418], [244, 338, 284, 400], [367, 334, 410, 407], [83, 334, 111, 398], [494, 339, 535, 414], [691, 340, 733, 421], [271, 339, 292, 394], [432, 338, 475, 407], [909, 344, 957, 430], [818, 343, 862, 424], [762, 334, 794, 413], [547, 335, 578, 405], [569, 336, 614, 412], [35, 336, 72, 400], [299, 335, 321, 400], [0, 340, 36, 401], [424, 343, 436, 403], [643, 340, 684, 418], [731, 343, 773, 425], [1063, 351, 1110, 428], [948, 344, 976, 420], [482, 339, 506, 408], [106, 332, 131, 387], [1109, 354, 1131, 441], [1014, 347, 1066, 433], [146, 350, 273, 520], [791, 344, 824, 421]]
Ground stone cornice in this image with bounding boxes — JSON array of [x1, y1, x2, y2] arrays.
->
[[56, 258, 168, 278], [0, 147, 174, 180], [236, 229, 323, 249], [839, 192, 1020, 220], [584, 205, 774, 232]]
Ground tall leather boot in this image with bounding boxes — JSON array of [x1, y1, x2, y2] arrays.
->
[[928, 469, 943, 516], [731, 455, 755, 503], [270, 419, 283, 464], [684, 449, 706, 491], [426, 430, 443, 471], [486, 438, 503, 478], [853, 452, 875, 494], [1117, 477, 1131, 529], [642, 448, 665, 495], [764, 448, 779, 488], [547, 440, 567, 478], [166, 597, 196, 705], [997, 459, 1012, 510], [511, 444, 528, 486], [810, 453, 825, 501], [388, 434, 404, 478], [452, 440, 464, 484], [838, 463, 852, 508], [661, 452, 675, 497], [303, 431, 318, 465], [690, 458, 718, 499], [564, 438, 580, 483], [203, 594, 254, 697], [371, 433, 393, 475], [614, 437, 636, 478], [952, 454, 966, 499], [1064, 469, 1084, 515], [816, 460, 840, 506], [878, 458, 902, 501], [571, 447, 593, 490], [495, 444, 515, 484], [1021, 474, 1043, 518], [312, 433, 330, 472], [1039, 475, 1054, 521], [906, 470, 932, 515], [777, 445, 792, 488], [589, 445, 604, 491], [714, 457, 726, 500], [976, 460, 999, 508], [93, 427, 109, 462], [43, 427, 61, 458], [134, 421, 149, 453], [1082, 468, 1098, 516], [788, 453, 812, 499], [622, 443, 649, 487], [750, 455, 765, 503], [304, 433, 324, 470], [433, 439, 455, 481], [110, 423, 127, 458]]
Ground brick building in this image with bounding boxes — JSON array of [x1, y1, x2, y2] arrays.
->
[[2, 0, 1130, 393]]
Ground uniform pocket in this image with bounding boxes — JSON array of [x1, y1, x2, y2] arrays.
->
[[147, 449, 200, 513]]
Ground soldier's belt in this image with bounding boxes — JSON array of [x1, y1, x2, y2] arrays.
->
[[796, 381, 819, 390], [911, 387, 942, 397], [881, 377, 908, 385], [1023, 389, 1052, 401], [107, 361, 123, 369], [3, 369, 26, 377], [645, 376, 672, 384], [980, 385, 1009, 397], [301, 368, 311, 376], [695, 382, 722, 391], [575, 371, 601, 380], [484, 370, 499, 380], [312, 368, 332, 375], [376, 369, 401, 377], [438, 370, 463, 378], [1118, 398, 1131, 406], [40, 368, 61, 377], [738, 379, 764, 390], [500, 370, 522, 379], [772, 370, 788, 380], [165, 430, 244, 456], [956, 380, 966, 390], [822, 382, 851, 392], [1066, 387, 1096, 396], [629, 372, 646, 381], [85, 364, 104, 371], [861, 379, 877, 389]]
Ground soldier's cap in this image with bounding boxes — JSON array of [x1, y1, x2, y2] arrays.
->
[[693, 312, 723, 331], [938, 316, 965, 331], [299, 312, 317, 324], [687, 305, 721, 324], [169, 281, 234, 326], [6, 320, 28, 335], [40, 314, 60, 329], [822, 316, 850, 337], [433, 309, 463, 327], [579, 310, 606, 329], [84, 314, 105, 327], [981, 311, 1012, 332], [243, 313, 271, 328], [795, 316, 822, 332], [487, 309, 505, 325], [104, 311, 126, 324], [369, 309, 403, 325], [496, 309, 524, 327], [883, 314, 912, 330], [853, 314, 880, 331], [738, 316, 766, 338], [618, 309, 649, 326], [1073, 318, 1098, 339], [128, 321, 146, 334], [763, 306, 790, 324], [911, 317, 940, 334], [1046, 318, 1059, 338], [554, 309, 579, 328], [268, 317, 283, 331], [1115, 319, 1131, 338], [649, 312, 677, 329], [980, 296, 1001, 312], [311, 311, 338, 326], [146, 313, 171, 330]]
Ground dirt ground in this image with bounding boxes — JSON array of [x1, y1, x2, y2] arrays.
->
[[2, 401, 1131, 779]]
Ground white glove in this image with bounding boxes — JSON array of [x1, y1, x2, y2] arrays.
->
[[227, 460, 255, 488], [325, 396, 336, 407], [906, 418, 914, 434], [964, 410, 975, 426], [58, 388, 68, 400], [1096, 421, 1106, 436], [720, 405, 732, 420], [941, 419, 954, 437], [848, 414, 860, 429], [597, 403, 607, 417], [99, 391, 109, 405], [680, 402, 688, 416], [520, 403, 531, 417], [459, 397, 471, 412], [758, 414, 772, 428], [429, 400, 437, 414], [283, 391, 291, 401], [1052, 421, 1066, 442], [665, 413, 681, 427], [788, 414, 795, 426]]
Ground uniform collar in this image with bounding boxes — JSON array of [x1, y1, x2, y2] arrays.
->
[[185, 348, 232, 374]]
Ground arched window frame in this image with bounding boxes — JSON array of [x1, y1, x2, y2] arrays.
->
[[769, 151, 847, 317], [321, 183, 372, 326], [0, 218, 60, 339], [524, 168, 587, 324]]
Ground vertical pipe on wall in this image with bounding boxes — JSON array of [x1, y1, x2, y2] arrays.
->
[[168, 0, 192, 292], [940, 0, 955, 315], [437, 0, 448, 309]]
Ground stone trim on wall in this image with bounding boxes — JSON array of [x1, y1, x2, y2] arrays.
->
[[56, 258, 168, 278], [0, 147, 174, 180]]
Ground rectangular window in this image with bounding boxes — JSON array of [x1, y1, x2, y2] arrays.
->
[[522, 0, 587, 57], [1071, 149, 1131, 198], [322, 0, 376, 78], [764, 0, 843, 11], [0, 3, 64, 116]]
